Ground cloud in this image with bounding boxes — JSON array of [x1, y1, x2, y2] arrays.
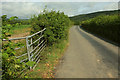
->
[[103, 2, 118, 10], [1, 0, 120, 2], [1, 2, 118, 18], [2, 2, 44, 18], [118, 1, 120, 9], [0, 3, 2, 17], [77, 2, 118, 14]]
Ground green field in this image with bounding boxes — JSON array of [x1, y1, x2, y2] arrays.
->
[[9, 25, 31, 36]]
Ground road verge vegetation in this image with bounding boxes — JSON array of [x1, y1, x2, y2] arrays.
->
[[1, 15, 32, 79], [81, 14, 120, 46], [27, 9, 72, 78], [1, 8, 72, 78]]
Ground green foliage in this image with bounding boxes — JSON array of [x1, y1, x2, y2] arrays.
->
[[81, 14, 120, 45], [2, 42, 26, 79], [1, 15, 30, 26], [31, 10, 71, 45], [1, 15, 7, 26], [1, 8, 71, 79], [1, 16, 31, 79], [1, 15, 7, 21], [26, 61, 35, 67], [20, 19, 31, 25], [27, 40, 68, 78], [2, 25, 25, 79], [9, 16, 18, 21]]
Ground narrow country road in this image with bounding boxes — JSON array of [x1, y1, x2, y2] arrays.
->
[[55, 26, 118, 78]]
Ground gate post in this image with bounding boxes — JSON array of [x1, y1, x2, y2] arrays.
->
[[26, 36, 31, 69], [31, 38, 33, 61]]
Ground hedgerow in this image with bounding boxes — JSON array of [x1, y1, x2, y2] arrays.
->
[[31, 10, 71, 45], [1, 16, 32, 79], [1, 9, 71, 79], [2, 25, 25, 79], [81, 14, 120, 45]]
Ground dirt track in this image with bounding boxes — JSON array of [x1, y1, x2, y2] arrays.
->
[[55, 26, 118, 78]]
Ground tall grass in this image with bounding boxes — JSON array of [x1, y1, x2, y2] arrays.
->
[[81, 14, 120, 45]]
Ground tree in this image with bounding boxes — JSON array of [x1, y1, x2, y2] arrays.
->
[[9, 16, 18, 21], [1, 15, 7, 26], [1, 15, 7, 21], [31, 10, 71, 45]]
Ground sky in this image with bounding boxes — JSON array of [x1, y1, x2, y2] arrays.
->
[[1, 0, 120, 19]]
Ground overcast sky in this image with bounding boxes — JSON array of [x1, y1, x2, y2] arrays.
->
[[1, 0, 119, 19]]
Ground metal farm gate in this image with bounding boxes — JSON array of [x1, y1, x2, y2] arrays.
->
[[3, 28, 46, 70]]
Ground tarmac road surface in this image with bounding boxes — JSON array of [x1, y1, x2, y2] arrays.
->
[[55, 26, 118, 78]]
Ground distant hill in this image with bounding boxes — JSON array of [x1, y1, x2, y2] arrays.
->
[[69, 10, 120, 25]]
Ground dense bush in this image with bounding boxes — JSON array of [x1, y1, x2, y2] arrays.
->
[[1, 16, 31, 79], [2, 25, 26, 79], [81, 14, 120, 45], [1, 9, 71, 79], [31, 10, 71, 45]]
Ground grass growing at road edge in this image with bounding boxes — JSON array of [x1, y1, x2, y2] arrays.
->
[[27, 39, 69, 78]]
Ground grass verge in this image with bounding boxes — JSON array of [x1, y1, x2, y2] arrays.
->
[[27, 39, 69, 78]]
